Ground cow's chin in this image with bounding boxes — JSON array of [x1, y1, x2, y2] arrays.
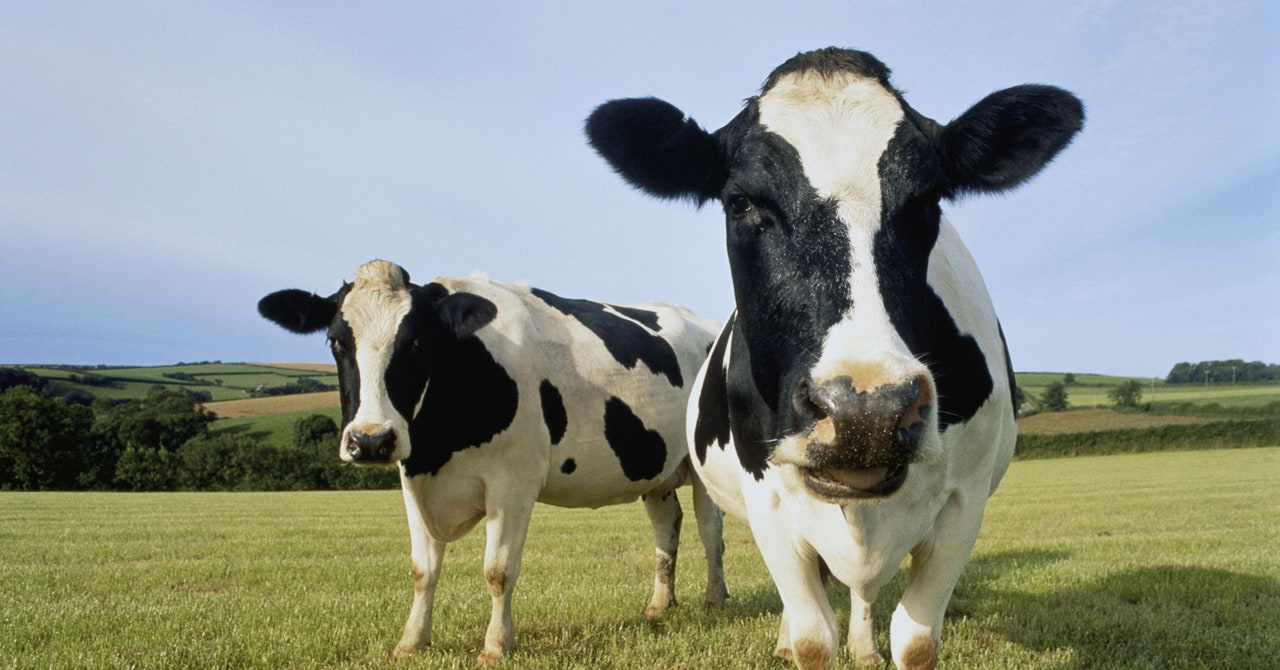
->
[[800, 464, 908, 501]]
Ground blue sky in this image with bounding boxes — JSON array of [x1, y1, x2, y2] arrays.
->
[[2, 1, 1277, 378]]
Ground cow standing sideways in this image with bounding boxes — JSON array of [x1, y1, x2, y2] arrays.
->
[[587, 48, 1082, 670], [258, 260, 727, 664]]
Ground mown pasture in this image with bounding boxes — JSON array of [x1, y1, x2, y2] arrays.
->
[[2, 447, 1276, 669]]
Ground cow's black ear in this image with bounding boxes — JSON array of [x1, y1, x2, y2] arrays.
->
[[938, 84, 1084, 198], [258, 289, 338, 334], [586, 97, 723, 204], [435, 292, 498, 339]]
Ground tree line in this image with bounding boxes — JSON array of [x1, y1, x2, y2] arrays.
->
[[0, 373, 396, 492], [1165, 360, 1278, 384]]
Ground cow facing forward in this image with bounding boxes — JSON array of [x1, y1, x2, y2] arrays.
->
[[587, 48, 1082, 669], [258, 260, 727, 664]]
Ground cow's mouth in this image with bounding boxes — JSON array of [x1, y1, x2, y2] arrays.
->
[[801, 464, 907, 500]]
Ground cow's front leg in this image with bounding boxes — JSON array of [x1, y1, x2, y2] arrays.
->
[[641, 488, 682, 618], [751, 527, 838, 669], [889, 493, 986, 670], [392, 533, 445, 658], [477, 498, 536, 666], [392, 482, 451, 659], [691, 472, 728, 610]]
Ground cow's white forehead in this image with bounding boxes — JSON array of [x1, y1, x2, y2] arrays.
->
[[758, 70, 917, 390], [343, 259, 412, 352], [757, 70, 904, 211]]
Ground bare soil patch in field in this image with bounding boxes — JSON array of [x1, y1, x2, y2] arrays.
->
[[203, 392, 339, 418], [250, 362, 338, 374], [1018, 408, 1216, 435]]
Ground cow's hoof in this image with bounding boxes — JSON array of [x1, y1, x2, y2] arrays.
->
[[703, 585, 728, 610], [897, 635, 937, 670], [644, 598, 676, 620], [773, 646, 793, 662], [851, 647, 886, 667], [390, 644, 417, 660], [474, 651, 503, 667]]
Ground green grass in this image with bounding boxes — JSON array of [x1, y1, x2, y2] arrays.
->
[[1, 447, 1276, 669]]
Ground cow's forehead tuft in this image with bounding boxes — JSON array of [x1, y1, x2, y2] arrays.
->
[[353, 259, 408, 290], [344, 260, 413, 348], [761, 48, 894, 96]]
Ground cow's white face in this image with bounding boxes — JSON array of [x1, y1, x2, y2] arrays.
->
[[717, 60, 945, 499], [258, 259, 503, 470], [332, 260, 420, 464], [587, 47, 1083, 501]]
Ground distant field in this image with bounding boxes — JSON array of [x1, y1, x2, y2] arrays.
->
[[11, 364, 1276, 449], [17, 363, 338, 402], [2, 447, 1275, 669], [211, 406, 343, 445], [1017, 408, 1217, 435], [204, 391, 340, 419], [1015, 373, 1280, 410], [253, 362, 338, 374]]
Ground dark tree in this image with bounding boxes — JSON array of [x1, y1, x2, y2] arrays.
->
[[1108, 379, 1144, 407], [177, 435, 252, 491], [93, 388, 213, 454], [0, 367, 46, 393], [1041, 382, 1069, 412], [294, 414, 339, 455], [0, 387, 94, 490]]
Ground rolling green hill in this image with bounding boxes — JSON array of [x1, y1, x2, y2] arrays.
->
[[11, 363, 338, 403]]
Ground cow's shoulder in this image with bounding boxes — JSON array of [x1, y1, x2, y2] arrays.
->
[[694, 314, 773, 481], [693, 314, 734, 465], [918, 220, 1006, 430], [402, 276, 520, 478]]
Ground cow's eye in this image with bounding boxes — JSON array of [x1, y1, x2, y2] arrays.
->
[[726, 194, 753, 217]]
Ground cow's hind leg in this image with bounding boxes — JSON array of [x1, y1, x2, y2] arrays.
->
[[691, 471, 728, 610], [476, 497, 536, 666], [847, 589, 885, 666], [641, 488, 682, 618]]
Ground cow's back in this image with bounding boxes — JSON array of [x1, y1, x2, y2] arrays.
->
[[435, 276, 719, 508]]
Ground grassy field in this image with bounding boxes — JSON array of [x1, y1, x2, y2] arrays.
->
[[210, 404, 344, 444], [2, 447, 1276, 669]]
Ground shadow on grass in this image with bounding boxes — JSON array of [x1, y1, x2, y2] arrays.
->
[[959, 550, 1280, 667], [695, 548, 1278, 667]]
